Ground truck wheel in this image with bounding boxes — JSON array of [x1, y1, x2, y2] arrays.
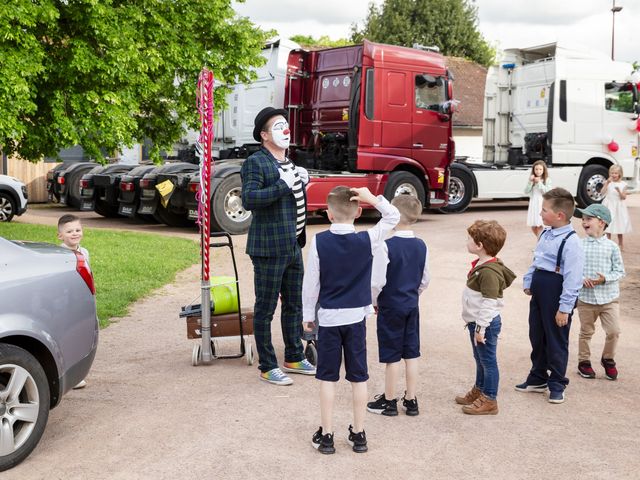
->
[[94, 199, 121, 218], [0, 192, 16, 222], [65, 169, 84, 209], [383, 171, 426, 206], [0, 344, 50, 472], [155, 204, 195, 228], [438, 168, 473, 213], [576, 164, 608, 207], [211, 174, 252, 235]]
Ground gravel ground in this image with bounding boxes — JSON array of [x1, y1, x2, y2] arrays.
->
[[7, 196, 640, 480]]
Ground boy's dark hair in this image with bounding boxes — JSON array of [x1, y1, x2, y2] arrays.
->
[[327, 186, 359, 221], [392, 195, 422, 224], [58, 214, 81, 230], [467, 220, 507, 257], [542, 187, 574, 221]]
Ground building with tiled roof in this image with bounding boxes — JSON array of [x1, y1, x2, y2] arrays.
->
[[446, 57, 487, 160]]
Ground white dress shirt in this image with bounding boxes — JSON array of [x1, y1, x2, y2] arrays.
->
[[302, 196, 400, 327]]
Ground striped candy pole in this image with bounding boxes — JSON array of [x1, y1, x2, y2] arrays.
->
[[196, 68, 214, 363]]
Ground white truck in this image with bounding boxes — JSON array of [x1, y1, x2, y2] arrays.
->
[[441, 43, 640, 212]]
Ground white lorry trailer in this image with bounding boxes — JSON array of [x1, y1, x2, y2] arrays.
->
[[442, 43, 640, 212]]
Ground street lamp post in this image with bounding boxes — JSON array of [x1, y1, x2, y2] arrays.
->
[[611, 0, 623, 60]]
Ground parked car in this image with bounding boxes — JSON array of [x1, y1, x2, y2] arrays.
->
[[117, 164, 159, 220], [79, 163, 137, 217], [0, 174, 28, 222], [0, 238, 99, 470]]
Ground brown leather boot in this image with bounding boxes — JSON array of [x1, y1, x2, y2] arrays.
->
[[461, 393, 498, 415], [455, 386, 481, 405]]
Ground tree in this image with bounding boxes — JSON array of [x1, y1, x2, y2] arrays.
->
[[351, 0, 495, 67], [0, 0, 270, 162], [289, 35, 353, 49]]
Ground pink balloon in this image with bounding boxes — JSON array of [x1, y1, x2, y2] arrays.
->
[[607, 141, 619, 152]]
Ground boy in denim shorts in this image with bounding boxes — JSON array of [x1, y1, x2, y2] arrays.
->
[[367, 195, 429, 417], [302, 186, 399, 455]]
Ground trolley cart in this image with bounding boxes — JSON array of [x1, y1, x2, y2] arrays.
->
[[181, 232, 255, 366]]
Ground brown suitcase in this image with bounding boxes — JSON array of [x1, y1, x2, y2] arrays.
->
[[185, 308, 254, 339]]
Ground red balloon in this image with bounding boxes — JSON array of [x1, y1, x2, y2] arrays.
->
[[607, 141, 619, 152], [637, 119, 640, 132]]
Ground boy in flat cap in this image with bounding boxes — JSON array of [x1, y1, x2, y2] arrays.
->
[[240, 106, 315, 385], [574, 204, 625, 381]]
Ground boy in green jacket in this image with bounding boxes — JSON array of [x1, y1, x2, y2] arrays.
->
[[455, 220, 516, 415]]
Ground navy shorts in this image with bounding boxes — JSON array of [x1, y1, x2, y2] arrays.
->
[[316, 319, 368, 383], [377, 306, 420, 363]]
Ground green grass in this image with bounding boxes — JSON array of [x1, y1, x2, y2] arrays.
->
[[1, 223, 199, 328]]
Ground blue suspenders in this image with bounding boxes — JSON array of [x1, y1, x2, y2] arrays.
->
[[555, 231, 576, 273]]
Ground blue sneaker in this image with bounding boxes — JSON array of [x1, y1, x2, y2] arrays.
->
[[282, 359, 316, 376], [548, 391, 565, 404], [514, 382, 548, 393], [260, 368, 293, 386]]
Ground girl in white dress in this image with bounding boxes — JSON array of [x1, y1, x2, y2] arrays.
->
[[602, 164, 632, 250], [525, 160, 552, 237]]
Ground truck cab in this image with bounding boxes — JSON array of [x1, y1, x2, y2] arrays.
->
[[285, 40, 454, 211]]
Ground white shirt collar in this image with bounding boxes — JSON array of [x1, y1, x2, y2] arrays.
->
[[393, 230, 415, 238], [329, 223, 356, 234]]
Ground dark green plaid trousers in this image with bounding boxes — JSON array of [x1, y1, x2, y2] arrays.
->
[[251, 246, 305, 372]]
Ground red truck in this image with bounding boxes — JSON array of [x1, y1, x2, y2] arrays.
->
[[163, 39, 455, 234]]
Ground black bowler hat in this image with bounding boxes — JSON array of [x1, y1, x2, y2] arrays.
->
[[253, 107, 288, 142]]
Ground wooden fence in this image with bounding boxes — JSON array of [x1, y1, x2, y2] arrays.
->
[[7, 157, 59, 203]]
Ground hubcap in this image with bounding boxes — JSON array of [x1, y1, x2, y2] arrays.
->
[[0, 197, 13, 221], [448, 177, 466, 206], [393, 183, 418, 198], [224, 188, 251, 223], [585, 173, 607, 202], [0, 364, 40, 455]]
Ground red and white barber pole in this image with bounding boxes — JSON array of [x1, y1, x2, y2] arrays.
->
[[196, 68, 215, 363]]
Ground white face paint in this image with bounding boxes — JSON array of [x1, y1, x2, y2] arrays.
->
[[270, 119, 290, 149]]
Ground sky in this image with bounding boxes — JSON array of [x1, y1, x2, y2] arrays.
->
[[233, 0, 639, 63]]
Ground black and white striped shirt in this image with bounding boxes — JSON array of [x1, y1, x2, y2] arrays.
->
[[279, 158, 306, 237]]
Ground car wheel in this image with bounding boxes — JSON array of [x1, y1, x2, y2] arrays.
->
[[0, 193, 16, 222], [438, 167, 473, 213], [576, 164, 609, 207], [383, 171, 426, 206], [0, 344, 50, 472], [211, 174, 252, 235]]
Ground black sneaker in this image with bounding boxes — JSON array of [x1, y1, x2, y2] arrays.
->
[[347, 425, 368, 453], [311, 427, 335, 454], [402, 394, 419, 416], [601, 358, 618, 381], [366, 394, 398, 416]]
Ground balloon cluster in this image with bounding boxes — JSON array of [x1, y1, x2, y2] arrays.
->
[[602, 134, 619, 152]]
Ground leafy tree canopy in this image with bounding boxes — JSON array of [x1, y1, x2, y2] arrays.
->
[[0, 0, 269, 162], [289, 35, 353, 49], [351, 0, 495, 67]]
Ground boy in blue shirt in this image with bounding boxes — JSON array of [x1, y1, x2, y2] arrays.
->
[[574, 204, 625, 380], [302, 186, 399, 455], [367, 195, 429, 417], [516, 188, 584, 404]]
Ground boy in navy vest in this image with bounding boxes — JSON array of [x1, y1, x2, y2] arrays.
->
[[367, 195, 429, 417], [516, 188, 584, 404], [302, 186, 399, 455]]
